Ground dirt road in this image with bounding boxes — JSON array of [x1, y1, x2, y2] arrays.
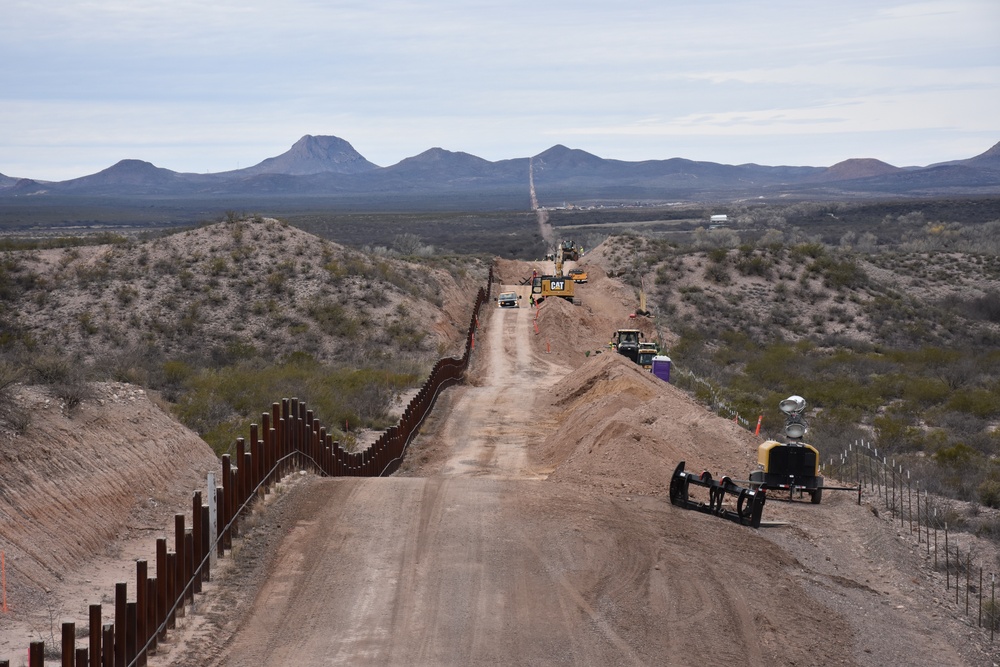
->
[[144, 269, 994, 666], [158, 285, 851, 666]]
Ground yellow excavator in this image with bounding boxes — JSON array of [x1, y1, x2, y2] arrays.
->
[[532, 242, 576, 304]]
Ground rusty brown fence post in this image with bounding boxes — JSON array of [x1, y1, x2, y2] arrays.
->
[[62, 620, 75, 666], [201, 504, 211, 582], [166, 552, 176, 629], [125, 602, 137, 666], [174, 515, 186, 616], [251, 428, 262, 494], [184, 530, 194, 605], [135, 560, 147, 666], [215, 486, 225, 557], [155, 538, 167, 639], [192, 492, 203, 594], [145, 577, 157, 655], [236, 438, 247, 510], [101, 624, 113, 667], [89, 603, 102, 667], [75, 647, 88, 667], [250, 423, 261, 490], [114, 582, 126, 667], [29, 642, 44, 667]]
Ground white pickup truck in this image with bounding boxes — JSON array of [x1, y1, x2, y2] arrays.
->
[[497, 291, 520, 308]]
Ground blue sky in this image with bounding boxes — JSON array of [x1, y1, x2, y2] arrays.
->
[[2, 0, 998, 181]]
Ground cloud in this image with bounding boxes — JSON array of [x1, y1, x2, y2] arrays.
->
[[1, 0, 997, 178]]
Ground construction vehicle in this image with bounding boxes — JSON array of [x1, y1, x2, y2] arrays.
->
[[635, 274, 651, 317], [612, 329, 643, 363], [561, 240, 580, 262], [497, 291, 520, 308], [670, 461, 767, 528], [568, 268, 588, 283], [532, 242, 576, 304], [747, 395, 858, 504], [531, 275, 575, 304], [637, 342, 658, 369]]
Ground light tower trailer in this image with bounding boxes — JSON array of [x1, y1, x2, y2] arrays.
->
[[747, 395, 860, 504]]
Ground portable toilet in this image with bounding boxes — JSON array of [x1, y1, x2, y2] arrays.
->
[[652, 355, 671, 382]]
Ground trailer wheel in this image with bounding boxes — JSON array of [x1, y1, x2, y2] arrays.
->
[[811, 488, 823, 504]]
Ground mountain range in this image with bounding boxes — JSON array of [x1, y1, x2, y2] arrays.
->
[[2, 134, 999, 206]]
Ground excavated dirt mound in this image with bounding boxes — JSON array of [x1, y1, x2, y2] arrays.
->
[[0, 383, 219, 663], [536, 352, 758, 498]]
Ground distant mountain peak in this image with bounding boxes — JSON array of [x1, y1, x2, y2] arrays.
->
[[533, 144, 604, 169], [978, 141, 1000, 158], [240, 134, 379, 176], [815, 158, 900, 182]]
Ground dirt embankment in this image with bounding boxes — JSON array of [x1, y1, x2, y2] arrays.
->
[[0, 383, 218, 663]]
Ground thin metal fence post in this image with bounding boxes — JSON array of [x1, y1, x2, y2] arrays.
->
[[907, 471, 912, 534], [966, 552, 971, 615], [891, 459, 896, 518], [980, 567, 984, 628], [934, 511, 938, 569], [945, 523, 950, 590], [926, 493, 931, 555]]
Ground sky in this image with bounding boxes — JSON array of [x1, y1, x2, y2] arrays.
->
[[1, 0, 998, 181]]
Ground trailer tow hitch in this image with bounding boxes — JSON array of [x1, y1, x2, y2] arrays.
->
[[669, 460, 767, 528]]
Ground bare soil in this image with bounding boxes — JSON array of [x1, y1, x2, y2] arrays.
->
[[1, 254, 997, 666]]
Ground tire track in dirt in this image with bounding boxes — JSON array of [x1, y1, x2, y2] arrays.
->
[[160, 276, 869, 666]]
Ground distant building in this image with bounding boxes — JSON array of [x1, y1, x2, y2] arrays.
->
[[710, 214, 728, 223]]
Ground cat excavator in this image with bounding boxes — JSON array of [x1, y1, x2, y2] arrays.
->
[[532, 241, 576, 304]]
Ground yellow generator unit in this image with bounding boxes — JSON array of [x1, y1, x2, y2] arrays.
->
[[749, 440, 823, 504], [747, 395, 824, 503]]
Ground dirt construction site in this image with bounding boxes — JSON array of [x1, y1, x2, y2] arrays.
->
[[1, 253, 997, 665]]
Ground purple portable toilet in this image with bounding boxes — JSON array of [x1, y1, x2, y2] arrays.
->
[[652, 355, 671, 382]]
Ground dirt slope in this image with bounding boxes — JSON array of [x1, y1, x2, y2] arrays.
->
[[0, 384, 219, 663], [0, 252, 995, 665]]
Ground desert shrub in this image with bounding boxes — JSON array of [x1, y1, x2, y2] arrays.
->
[[807, 255, 868, 290], [308, 303, 361, 339], [898, 375, 951, 407], [934, 442, 980, 467], [978, 479, 1000, 509], [873, 413, 923, 453], [946, 387, 1000, 419], [384, 320, 428, 351], [790, 243, 826, 261], [171, 355, 422, 455], [53, 381, 93, 415], [734, 254, 773, 278], [704, 262, 730, 284], [707, 247, 728, 263]]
